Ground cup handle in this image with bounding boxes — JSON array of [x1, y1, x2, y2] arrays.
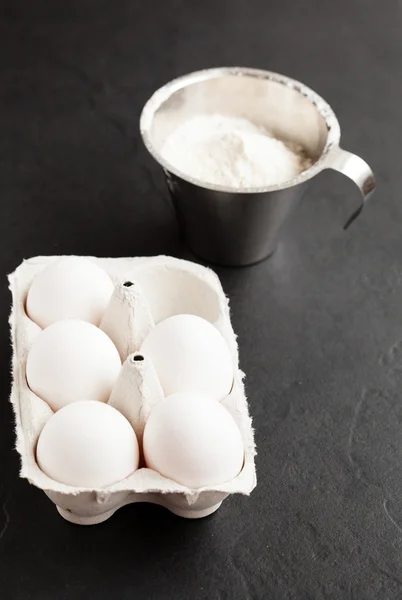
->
[[324, 146, 376, 229]]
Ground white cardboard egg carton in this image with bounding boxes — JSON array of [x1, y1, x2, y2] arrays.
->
[[8, 255, 256, 524]]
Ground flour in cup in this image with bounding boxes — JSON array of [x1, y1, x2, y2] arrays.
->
[[160, 114, 313, 189]]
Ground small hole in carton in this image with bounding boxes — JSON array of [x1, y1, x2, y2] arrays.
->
[[133, 355, 144, 361], [123, 281, 134, 288]]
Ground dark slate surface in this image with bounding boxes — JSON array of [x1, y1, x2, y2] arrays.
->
[[0, 1, 400, 598]]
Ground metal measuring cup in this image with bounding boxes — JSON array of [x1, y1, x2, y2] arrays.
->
[[140, 67, 375, 267]]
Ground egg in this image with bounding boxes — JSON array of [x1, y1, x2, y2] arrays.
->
[[26, 320, 121, 411], [37, 401, 139, 487], [26, 256, 114, 328], [140, 314, 233, 400], [143, 392, 244, 488]]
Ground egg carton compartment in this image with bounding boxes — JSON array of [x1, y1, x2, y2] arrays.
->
[[8, 255, 256, 524]]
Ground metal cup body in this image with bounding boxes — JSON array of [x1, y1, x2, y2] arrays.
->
[[165, 169, 309, 265]]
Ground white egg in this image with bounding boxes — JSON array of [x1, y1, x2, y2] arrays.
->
[[140, 314, 233, 400], [26, 257, 114, 329], [37, 401, 139, 488], [143, 392, 244, 488], [26, 320, 121, 411]]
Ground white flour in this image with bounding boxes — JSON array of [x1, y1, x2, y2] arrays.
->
[[161, 114, 312, 188]]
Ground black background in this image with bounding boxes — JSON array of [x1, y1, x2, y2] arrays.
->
[[0, 1, 401, 598]]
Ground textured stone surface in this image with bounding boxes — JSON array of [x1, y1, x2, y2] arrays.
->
[[0, 0, 400, 598]]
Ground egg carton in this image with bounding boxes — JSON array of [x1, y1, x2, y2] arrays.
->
[[8, 255, 256, 524]]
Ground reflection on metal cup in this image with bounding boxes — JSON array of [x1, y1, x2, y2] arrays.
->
[[140, 67, 375, 267]]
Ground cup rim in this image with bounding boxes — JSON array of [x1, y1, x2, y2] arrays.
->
[[140, 67, 342, 194]]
